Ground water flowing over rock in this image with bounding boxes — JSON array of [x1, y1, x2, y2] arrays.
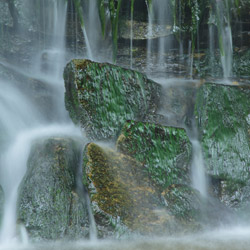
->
[[18, 138, 89, 241], [64, 59, 161, 140], [84, 142, 168, 234]]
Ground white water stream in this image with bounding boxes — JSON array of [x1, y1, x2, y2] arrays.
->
[[0, 0, 84, 245]]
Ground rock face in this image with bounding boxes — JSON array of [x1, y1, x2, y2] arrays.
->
[[64, 59, 161, 140], [195, 83, 250, 208], [83, 141, 221, 234], [18, 138, 89, 241], [117, 120, 192, 191], [84, 142, 168, 233], [195, 83, 250, 182]]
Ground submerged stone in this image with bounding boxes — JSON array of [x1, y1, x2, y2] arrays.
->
[[194, 83, 250, 184], [18, 138, 89, 241], [64, 59, 160, 140], [116, 121, 192, 191], [84, 143, 173, 234]]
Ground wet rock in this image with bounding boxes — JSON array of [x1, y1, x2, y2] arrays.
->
[[195, 83, 250, 183], [119, 20, 172, 40], [116, 120, 192, 191], [195, 83, 250, 208], [64, 59, 161, 140], [84, 142, 173, 234], [18, 138, 89, 241], [157, 79, 201, 128], [233, 49, 250, 77], [161, 184, 203, 229]]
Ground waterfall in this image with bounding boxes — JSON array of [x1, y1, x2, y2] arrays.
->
[[77, 0, 112, 62], [191, 139, 207, 198], [0, 0, 80, 244], [214, 0, 233, 79], [33, 0, 68, 81], [146, 0, 172, 73], [130, 0, 135, 69]]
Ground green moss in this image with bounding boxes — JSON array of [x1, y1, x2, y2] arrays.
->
[[195, 83, 250, 183], [117, 121, 192, 191], [64, 59, 160, 140]]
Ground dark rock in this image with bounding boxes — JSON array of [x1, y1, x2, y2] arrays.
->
[[116, 120, 192, 191], [18, 137, 89, 241], [64, 59, 161, 140]]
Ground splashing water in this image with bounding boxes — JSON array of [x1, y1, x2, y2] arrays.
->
[[191, 139, 207, 198], [214, 0, 233, 79]]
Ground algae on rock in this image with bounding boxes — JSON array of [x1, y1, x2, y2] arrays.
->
[[64, 59, 160, 140], [195, 83, 250, 184], [117, 120, 192, 191], [18, 137, 89, 241], [84, 142, 173, 233]]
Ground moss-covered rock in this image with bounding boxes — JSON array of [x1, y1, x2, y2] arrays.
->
[[161, 184, 203, 229], [194, 83, 250, 184], [64, 59, 161, 140], [116, 121, 192, 191], [233, 49, 250, 77], [18, 138, 89, 241], [84, 142, 173, 233]]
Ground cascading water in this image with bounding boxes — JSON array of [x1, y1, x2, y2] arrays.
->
[[0, 0, 89, 245], [191, 139, 207, 198], [34, 0, 68, 81], [214, 0, 233, 79], [146, 0, 172, 72], [130, 0, 135, 69], [0, 0, 250, 249], [77, 0, 112, 62]]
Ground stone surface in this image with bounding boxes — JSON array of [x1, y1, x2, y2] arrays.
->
[[117, 120, 192, 191], [64, 59, 161, 140], [18, 137, 89, 241], [84, 142, 173, 234], [195, 83, 250, 183], [195, 82, 250, 211]]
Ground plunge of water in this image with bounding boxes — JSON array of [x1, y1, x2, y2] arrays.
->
[[0, 0, 85, 244], [34, 0, 68, 81], [214, 0, 233, 79], [191, 139, 207, 198], [146, 0, 172, 73], [77, 0, 112, 62]]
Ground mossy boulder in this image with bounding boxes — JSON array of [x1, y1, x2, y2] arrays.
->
[[195, 83, 250, 183], [64, 59, 160, 140], [116, 121, 192, 191], [161, 184, 203, 229], [18, 138, 89, 241], [84, 143, 173, 234], [233, 49, 250, 77]]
